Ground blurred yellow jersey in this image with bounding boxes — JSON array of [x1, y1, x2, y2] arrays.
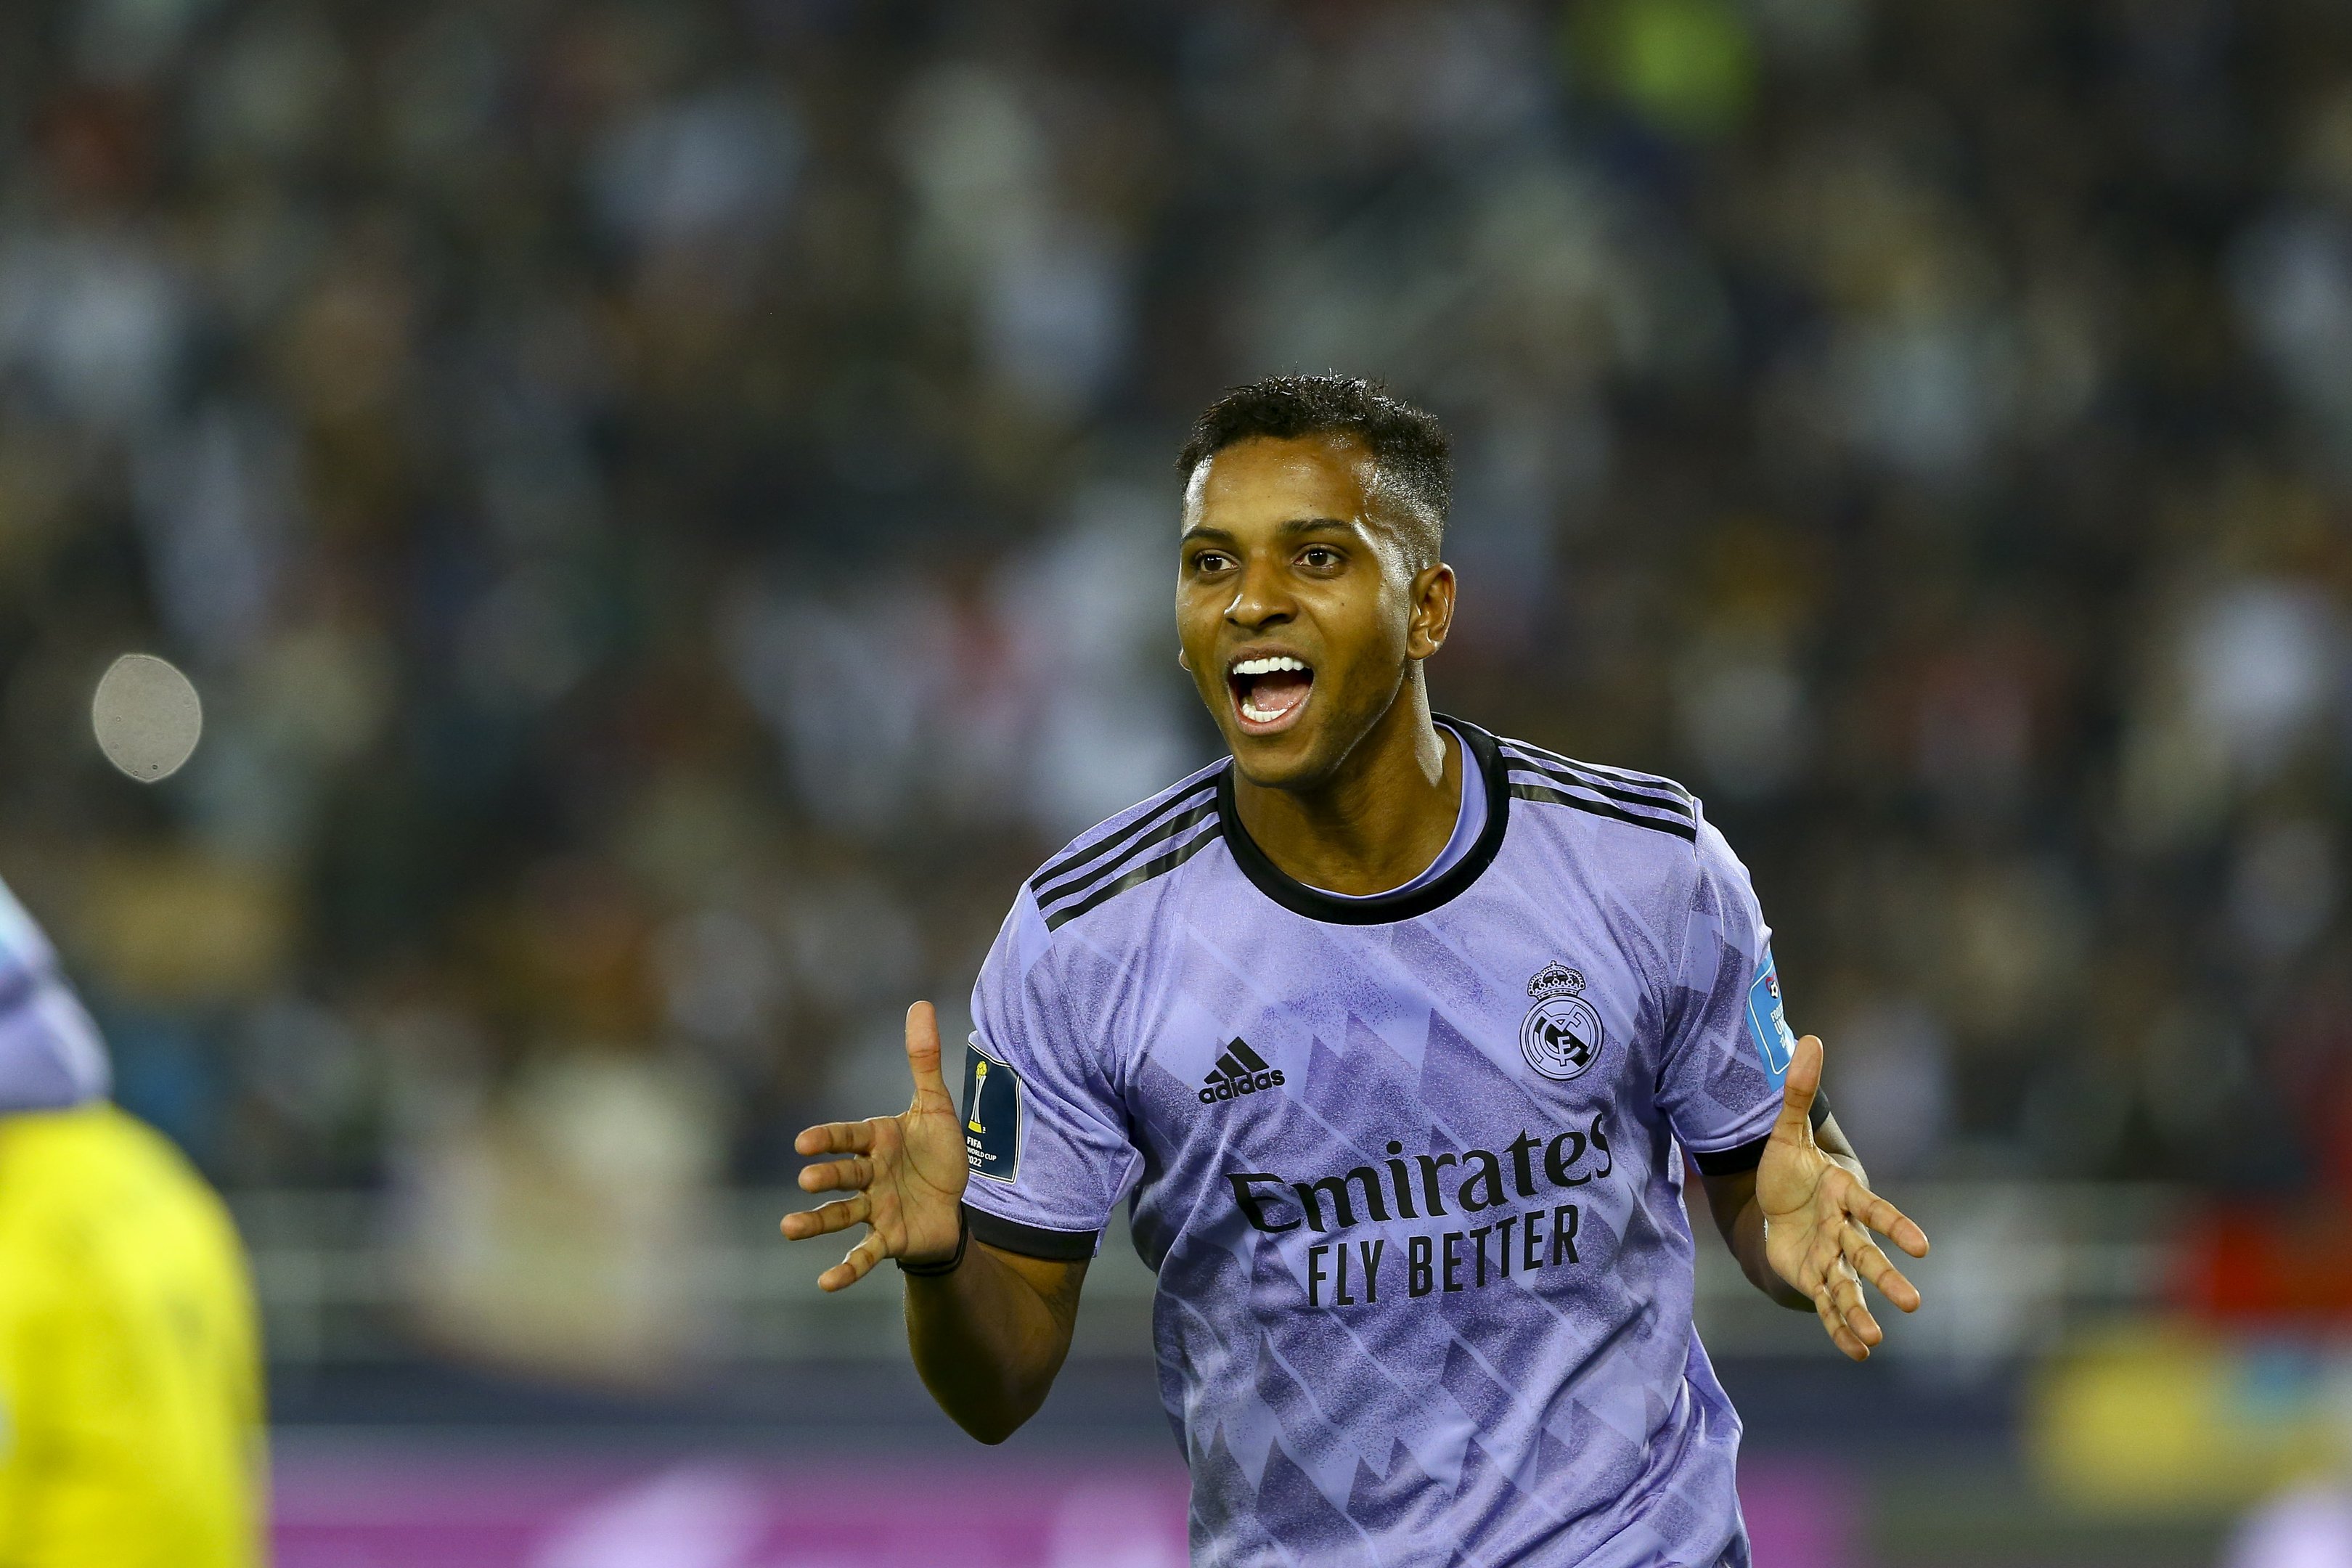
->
[[0, 1104, 265, 1568]]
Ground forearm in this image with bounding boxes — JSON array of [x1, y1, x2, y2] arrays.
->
[[905, 1241, 1082, 1443], [1728, 1195, 1813, 1310]]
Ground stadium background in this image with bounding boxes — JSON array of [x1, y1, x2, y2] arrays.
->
[[3, 0, 2350, 1563]]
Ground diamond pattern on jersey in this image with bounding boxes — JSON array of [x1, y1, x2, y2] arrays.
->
[[1257, 1435, 1381, 1567], [1140, 992, 1740, 1567], [968, 724, 1781, 1567]]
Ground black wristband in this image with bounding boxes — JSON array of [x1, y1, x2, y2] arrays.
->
[[1686, 1090, 1837, 1177], [896, 1209, 969, 1277]]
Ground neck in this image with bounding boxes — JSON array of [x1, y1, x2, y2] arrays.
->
[[1232, 674, 1461, 896]]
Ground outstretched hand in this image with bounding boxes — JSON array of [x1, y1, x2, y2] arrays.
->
[[780, 1000, 969, 1291], [1757, 1034, 1930, 1360]]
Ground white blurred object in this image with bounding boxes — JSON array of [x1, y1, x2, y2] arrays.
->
[[980, 211, 1130, 415], [724, 486, 1197, 842], [0, 229, 186, 431], [893, 63, 1053, 294], [393, 1053, 722, 1380], [2231, 210, 2352, 459], [1834, 312, 2011, 481], [91, 653, 203, 781], [996, 486, 1201, 836], [2181, 578, 2343, 782], [1046, 1483, 1190, 1568], [529, 1464, 767, 1568], [724, 579, 950, 836], [132, 401, 295, 667], [2223, 1484, 2352, 1568], [592, 83, 801, 255], [891, 63, 1132, 417]]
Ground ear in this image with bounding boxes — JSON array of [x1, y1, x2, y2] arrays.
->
[[1406, 562, 1455, 661]]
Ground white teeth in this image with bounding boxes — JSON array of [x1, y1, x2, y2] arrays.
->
[[1230, 656, 1310, 677]]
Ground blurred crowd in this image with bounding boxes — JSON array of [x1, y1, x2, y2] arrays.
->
[[2, 0, 2350, 1258]]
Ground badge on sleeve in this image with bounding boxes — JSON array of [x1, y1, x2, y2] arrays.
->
[[962, 1038, 1021, 1184], [1745, 951, 1799, 1086]]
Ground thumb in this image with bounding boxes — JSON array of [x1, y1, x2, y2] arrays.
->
[[905, 1000, 950, 1098], [1772, 1033, 1823, 1142]]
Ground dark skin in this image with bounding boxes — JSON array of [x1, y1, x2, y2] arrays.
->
[[783, 433, 1928, 1444], [782, 999, 1083, 1442], [1173, 433, 1462, 894]]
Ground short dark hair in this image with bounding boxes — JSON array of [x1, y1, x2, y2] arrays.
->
[[1176, 374, 1452, 565]]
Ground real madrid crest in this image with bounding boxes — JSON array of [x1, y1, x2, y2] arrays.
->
[[1522, 963, 1605, 1081]]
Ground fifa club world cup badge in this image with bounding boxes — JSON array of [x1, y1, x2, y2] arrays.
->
[[1522, 963, 1605, 1081]]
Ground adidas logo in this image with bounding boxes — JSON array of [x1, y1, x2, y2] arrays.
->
[[1198, 1038, 1286, 1106]]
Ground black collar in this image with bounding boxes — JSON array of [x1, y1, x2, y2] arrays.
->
[[1217, 714, 1512, 926]]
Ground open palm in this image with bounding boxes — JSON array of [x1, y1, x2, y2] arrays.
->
[[780, 1001, 970, 1291], [1757, 1033, 1930, 1360]]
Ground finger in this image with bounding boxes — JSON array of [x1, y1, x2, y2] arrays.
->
[[1771, 1034, 1824, 1143], [1828, 1262, 1884, 1348], [820, 1230, 890, 1293], [906, 1001, 950, 1098], [794, 1121, 876, 1158], [778, 1191, 871, 1241], [1795, 1220, 1847, 1299], [1813, 1286, 1868, 1362], [798, 1155, 875, 1194], [1858, 1192, 1930, 1259], [1842, 1222, 1922, 1313], [1820, 1164, 1930, 1262]]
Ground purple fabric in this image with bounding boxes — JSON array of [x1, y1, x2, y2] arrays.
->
[[965, 723, 1790, 1567], [0, 878, 110, 1114]]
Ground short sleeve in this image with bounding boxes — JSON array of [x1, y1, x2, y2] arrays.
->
[[959, 890, 1139, 1260], [0, 881, 109, 1116], [1655, 804, 1800, 1170]]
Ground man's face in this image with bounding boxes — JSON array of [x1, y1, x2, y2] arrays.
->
[[1176, 433, 1450, 790]]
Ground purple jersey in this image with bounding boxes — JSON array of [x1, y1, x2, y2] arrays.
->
[[960, 718, 1798, 1568], [0, 877, 109, 1115]]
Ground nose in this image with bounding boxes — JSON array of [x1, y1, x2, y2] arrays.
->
[[1225, 552, 1294, 632]]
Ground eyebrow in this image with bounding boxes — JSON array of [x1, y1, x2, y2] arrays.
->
[[1180, 515, 1359, 544]]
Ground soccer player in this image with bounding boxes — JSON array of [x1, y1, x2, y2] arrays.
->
[[0, 881, 266, 1567], [783, 375, 1928, 1566]]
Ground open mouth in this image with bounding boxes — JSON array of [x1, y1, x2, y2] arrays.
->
[[1228, 654, 1315, 735]]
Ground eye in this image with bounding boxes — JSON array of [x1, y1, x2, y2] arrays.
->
[[1300, 545, 1342, 570], [1191, 550, 1233, 573]]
